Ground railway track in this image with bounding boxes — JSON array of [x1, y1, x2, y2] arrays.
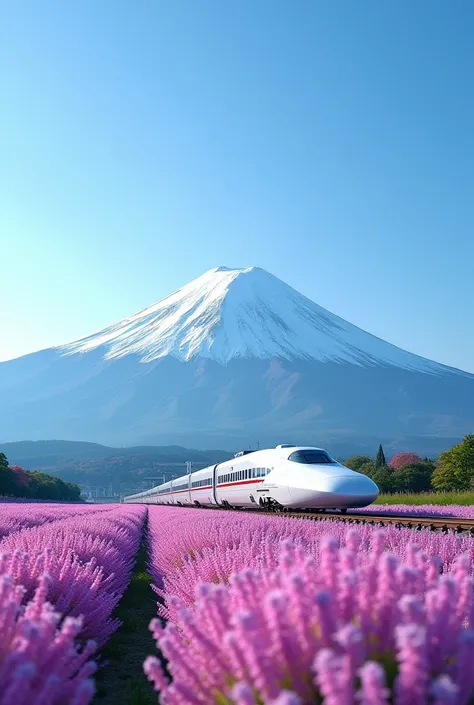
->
[[280, 509, 474, 534], [160, 502, 474, 534]]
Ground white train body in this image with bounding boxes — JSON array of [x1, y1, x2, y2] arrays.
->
[[123, 445, 379, 510]]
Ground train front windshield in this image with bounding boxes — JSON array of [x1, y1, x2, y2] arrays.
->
[[288, 450, 336, 465]]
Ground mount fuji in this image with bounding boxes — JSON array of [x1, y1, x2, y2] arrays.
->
[[1, 266, 473, 454]]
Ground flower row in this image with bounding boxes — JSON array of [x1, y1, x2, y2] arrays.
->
[[350, 504, 474, 518], [0, 501, 114, 540], [145, 505, 474, 704], [0, 504, 146, 704]]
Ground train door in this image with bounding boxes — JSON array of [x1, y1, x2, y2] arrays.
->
[[185, 462, 192, 505], [186, 471, 192, 505], [212, 464, 220, 505]]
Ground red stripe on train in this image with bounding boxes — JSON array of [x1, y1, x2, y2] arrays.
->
[[149, 478, 265, 497]]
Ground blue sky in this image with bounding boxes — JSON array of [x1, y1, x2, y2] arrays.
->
[[1, 1, 473, 371]]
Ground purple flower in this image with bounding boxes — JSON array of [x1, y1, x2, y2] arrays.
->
[[357, 662, 390, 705]]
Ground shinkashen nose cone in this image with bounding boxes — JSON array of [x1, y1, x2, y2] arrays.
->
[[58, 266, 462, 375]]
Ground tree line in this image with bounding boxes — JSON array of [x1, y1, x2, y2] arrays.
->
[[342, 434, 474, 493], [0, 452, 81, 501]]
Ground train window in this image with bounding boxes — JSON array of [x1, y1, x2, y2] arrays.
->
[[289, 451, 335, 465]]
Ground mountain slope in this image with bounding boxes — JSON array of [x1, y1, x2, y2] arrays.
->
[[1, 266, 472, 451], [59, 266, 464, 375]]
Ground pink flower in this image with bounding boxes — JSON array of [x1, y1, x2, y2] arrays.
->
[[144, 506, 474, 704]]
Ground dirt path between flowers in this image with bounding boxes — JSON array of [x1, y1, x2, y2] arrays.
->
[[93, 517, 158, 705]]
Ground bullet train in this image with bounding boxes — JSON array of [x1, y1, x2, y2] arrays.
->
[[123, 444, 379, 511]]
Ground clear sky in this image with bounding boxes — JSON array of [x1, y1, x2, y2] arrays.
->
[[1, 1, 473, 371]]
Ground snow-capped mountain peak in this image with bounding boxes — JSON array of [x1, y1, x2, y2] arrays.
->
[[59, 266, 462, 375]]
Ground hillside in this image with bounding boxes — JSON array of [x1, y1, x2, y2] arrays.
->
[[0, 440, 231, 487]]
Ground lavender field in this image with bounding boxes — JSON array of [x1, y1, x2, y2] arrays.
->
[[2, 502, 474, 704], [0, 502, 146, 704], [350, 503, 474, 518]]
